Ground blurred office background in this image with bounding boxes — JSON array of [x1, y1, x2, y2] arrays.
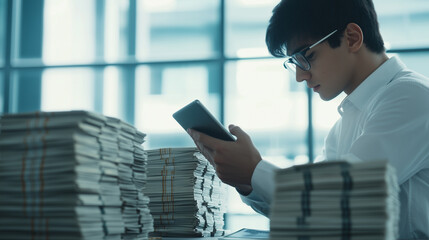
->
[[1, 0, 429, 232]]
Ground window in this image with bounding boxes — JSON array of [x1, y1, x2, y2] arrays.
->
[[134, 63, 222, 149], [225, 59, 308, 164], [135, 0, 220, 61], [0, 0, 6, 66], [1, 0, 429, 232]]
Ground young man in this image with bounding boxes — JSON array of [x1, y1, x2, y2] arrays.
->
[[187, 0, 429, 238]]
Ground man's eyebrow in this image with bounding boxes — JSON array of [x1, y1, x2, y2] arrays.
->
[[289, 44, 310, 56]]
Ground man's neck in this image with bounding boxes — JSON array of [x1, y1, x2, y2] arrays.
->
[[345, 50, 389, 95], [359, 51, 389, 80]]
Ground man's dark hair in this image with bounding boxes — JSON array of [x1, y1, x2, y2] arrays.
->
[[266, 0, 385, 57]]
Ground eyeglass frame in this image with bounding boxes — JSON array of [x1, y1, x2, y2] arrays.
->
[[283, 29, 338, 72]]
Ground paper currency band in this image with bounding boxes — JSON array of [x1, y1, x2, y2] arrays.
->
[[300, 190, 311, 218], [296, 162, 353, 239], [341, 165, 352, 239], [20, 112, 50, 239], [159, 148, 176, 227]]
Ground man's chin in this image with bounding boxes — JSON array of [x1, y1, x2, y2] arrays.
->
[[318, 92, 339, 101]]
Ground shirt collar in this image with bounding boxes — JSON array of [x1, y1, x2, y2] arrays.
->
[[337, 56, 406, 115]]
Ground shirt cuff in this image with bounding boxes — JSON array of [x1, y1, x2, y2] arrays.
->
[[250, 159, 279, 205]]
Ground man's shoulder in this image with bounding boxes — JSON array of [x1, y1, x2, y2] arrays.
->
[[388, 68, 429, 90], [364, 69, 429, 118], [372, 68, 429, 103]]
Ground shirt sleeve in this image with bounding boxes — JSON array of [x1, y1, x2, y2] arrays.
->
[[238, 160, 280, 217], [346, 80, 429, 184]]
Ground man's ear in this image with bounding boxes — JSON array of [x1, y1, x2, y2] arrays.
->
[[344, 23, 363, 53]]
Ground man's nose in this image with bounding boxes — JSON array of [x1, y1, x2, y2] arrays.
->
[[295, 67, 311, 83]]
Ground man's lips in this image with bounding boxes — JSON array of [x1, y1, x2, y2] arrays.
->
[[308, 84, 321, 92]]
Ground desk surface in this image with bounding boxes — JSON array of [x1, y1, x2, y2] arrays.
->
[[155, 228, 270, 240], [158, 238, 221, 240]]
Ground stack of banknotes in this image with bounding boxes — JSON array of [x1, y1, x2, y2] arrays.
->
[[146, 147, 226, 237], [0, 111, 153, 240], [270, 160, 400, 240]]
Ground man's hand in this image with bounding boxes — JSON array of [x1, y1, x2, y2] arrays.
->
[[187, 124, 262, 191]]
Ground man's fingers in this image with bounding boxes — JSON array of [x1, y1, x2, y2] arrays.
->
[[189, 131, 216, 168], [198, 142, 214, 160], [187, 128, 224, 150]]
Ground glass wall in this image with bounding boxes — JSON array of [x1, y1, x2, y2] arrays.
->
[[225, 59, 308, 165], [375, 0, 429, 49], [1, 0, 429, 232], [134, 62, 222, 149], [225, 0, 275, 58], [0, 0, 6, 66], [136, 0, 220, 61]]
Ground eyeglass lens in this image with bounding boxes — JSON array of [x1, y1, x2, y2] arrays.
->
[[294, 53, 310, 71]]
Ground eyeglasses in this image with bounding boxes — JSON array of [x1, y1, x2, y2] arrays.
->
[[283, 29, 338, 73]]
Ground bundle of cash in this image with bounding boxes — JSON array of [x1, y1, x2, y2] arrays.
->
[[0, 111, 153, 240], [145, 147, 226, 237], [270, 160, 400, 240]]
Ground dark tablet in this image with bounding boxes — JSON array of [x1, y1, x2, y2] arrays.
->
[[173, 99, 235, 141]]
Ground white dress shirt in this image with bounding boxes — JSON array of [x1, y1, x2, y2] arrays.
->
[[240, 56, 429, 239]]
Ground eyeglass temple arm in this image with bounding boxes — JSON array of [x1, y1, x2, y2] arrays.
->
[[308, 29, 338, 50]]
